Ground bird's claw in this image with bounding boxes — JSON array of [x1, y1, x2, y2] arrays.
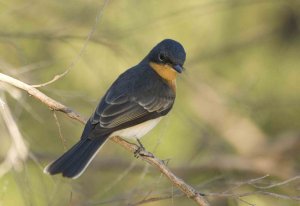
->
[[134, 138, 154, 158], [134, 146, 154, 158], [134, 146, 143, 158]]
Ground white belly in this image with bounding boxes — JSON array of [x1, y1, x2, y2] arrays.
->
[[109, 118, 162, 140]]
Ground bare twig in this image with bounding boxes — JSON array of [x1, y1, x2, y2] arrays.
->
[[66, 0, 109, 71], [101, 161, 136, 195], [222, 174, 270, 194], [32, 70, 69, 88], [249, 175, 300, 189], [142, 172, 164, 201], [205, 175, 300, 204], [68, 191, 73, 206], [129, 174, 300, 205], [0, 72, 209, 206], [0, 94, 28, 177], [0, 73, 86, 124], [53, 111, 67, 151], [130, 195, 173, 206], [110, 137, 209, 206], [235, 197, 255, 206], [206, 191, 300, 201]]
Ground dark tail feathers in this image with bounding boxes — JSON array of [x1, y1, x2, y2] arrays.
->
[[44, 137, 107, 179]]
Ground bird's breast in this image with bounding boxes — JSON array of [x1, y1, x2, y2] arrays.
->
[[109, 117, 162, 140]]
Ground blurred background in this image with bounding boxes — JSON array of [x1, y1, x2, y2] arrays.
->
[[0, 0, 300, 205]]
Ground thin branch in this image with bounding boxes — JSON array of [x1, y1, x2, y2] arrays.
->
[[100, 161, 136, 196], [53, 111, 67, 151], [0, 72, 209, 206], [249, 175, 300, 189], [128, 174, 300, 205], [235, 197, 255, 206], [68, 191, 73, 206], [130, 195, 173, 206], [206, 191, 300, 201], [0, 73, 86, 124], [110, 137, 209, 205], [204, 175, 300, 204], [222, 174, 270, 194], [0, 94, 29, 177], [32, 70, 69, 88], [66, 0, 109, 71]]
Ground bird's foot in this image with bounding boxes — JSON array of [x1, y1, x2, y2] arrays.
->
[[134, 138, 154, 158], [134, 147, 154, 158], [134, 146, 144, 158]]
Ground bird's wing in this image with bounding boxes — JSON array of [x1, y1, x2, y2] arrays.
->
[[88, 72, 175, 133], [91, 86, 174, 129]]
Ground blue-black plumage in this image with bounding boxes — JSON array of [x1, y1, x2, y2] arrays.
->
[[44, 39, 186, 178]]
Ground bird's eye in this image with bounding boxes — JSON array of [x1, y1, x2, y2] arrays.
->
[[158, 53, 166, 62]]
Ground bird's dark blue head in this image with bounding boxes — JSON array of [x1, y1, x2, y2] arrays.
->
[[146, 39, 186, 74]]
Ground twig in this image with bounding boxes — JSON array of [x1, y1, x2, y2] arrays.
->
[[234, 197, 255, 206], [0, 72, 209, 206], [0, 94, 28, 177], [136, 171, 164, 205], [0, 73, 86, 124], [53, 111, 67, 151], [66, 0, 109, 71], [68, 191, 73, 206], [222, 174, 270, 194], [32, 70, 69, 88], [101, 161, 136, 195], [130, 195, 173, 206], [126, 173, 300, 206], [111, 137, 209, 205], [249, 175, 300, 189], [206, 191, 300, 201]]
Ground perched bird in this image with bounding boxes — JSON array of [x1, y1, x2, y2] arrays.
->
[[44, 39, 186, 178]]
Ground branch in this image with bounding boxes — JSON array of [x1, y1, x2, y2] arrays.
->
[[0, 94, 29, 177], [0, 73, 86, 124], [129, 174, 300, 205], [249, 175, 300, 189], [206, 191, 300, 201], [0, 72, 209, 206], [32, 70, 69, 88]]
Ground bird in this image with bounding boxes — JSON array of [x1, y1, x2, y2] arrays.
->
[[44, 39, 186, 179]]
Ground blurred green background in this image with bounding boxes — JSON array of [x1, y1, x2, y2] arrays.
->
[[0, 0, 300, 205]]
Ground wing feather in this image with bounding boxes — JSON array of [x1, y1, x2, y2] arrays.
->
[[88, 67, 175, 132]]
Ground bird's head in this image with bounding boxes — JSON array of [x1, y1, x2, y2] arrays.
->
[[146, 39, 186, 81]]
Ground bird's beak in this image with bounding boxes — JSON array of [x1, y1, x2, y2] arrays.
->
[[172, 64, 183, 73]]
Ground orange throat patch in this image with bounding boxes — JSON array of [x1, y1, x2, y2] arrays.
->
[[149, 62, 177, 91]]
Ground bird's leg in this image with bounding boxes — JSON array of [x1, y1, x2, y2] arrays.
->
[[134, 138, 154, 158], [136, 138, 145, 150], [134, 138, 145, 158]]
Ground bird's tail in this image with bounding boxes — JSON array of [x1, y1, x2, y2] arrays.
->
[[44, 137, 108, 179]]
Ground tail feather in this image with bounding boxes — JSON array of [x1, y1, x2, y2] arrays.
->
[[44, 137, 107, 179]]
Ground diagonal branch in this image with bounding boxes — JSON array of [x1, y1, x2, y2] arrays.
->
[[0, 72, 209, 206], [0, 73, 86, 124]]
